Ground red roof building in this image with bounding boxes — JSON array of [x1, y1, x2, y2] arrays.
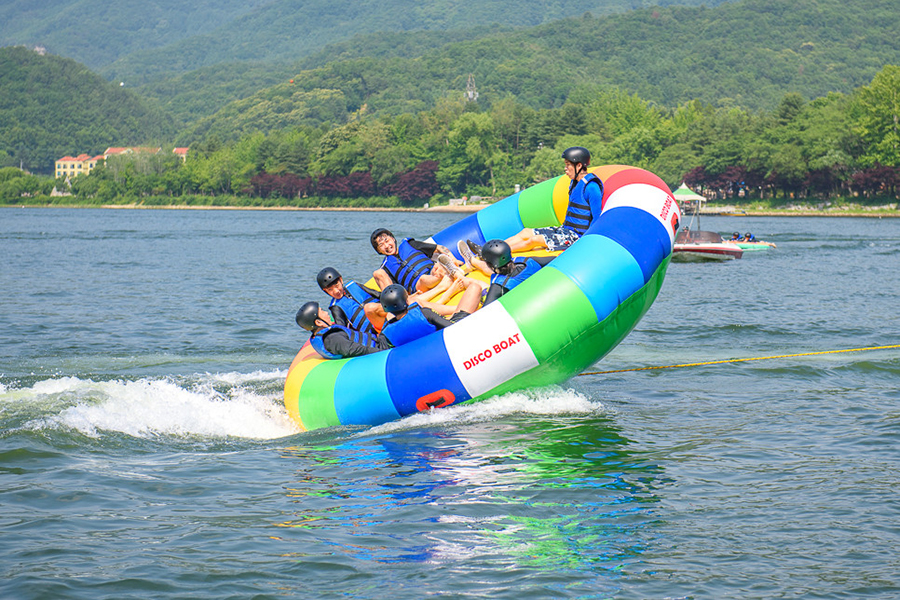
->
[[56, 147, 179, 178], [55, 153, 104, 179], [103, 147, 162, 158]]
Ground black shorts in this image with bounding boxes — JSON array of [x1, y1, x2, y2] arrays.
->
[[449, 310, 470, 323]]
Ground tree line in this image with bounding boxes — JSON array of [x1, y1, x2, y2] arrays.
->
[[3, 65, 898, 207]]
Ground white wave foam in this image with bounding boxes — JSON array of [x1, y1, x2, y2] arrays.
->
[[364, 386, 605, 436], [206, 369, 287, 386], [20, 374, 299, 440], [30, 376, 87, 395]]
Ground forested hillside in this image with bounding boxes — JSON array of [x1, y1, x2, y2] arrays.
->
[[4, 64, 899, 208], [1, 0, 734, 86], [96, 0, 731, 83], [4, 0, 899, 190], [132, 26, 505, 127], [162, 0, 900, 137], [0, 0, 271, 70], [0, 47, 176, 173]]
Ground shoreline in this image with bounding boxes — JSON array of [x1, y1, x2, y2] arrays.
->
[[3, 203, 491, 213], [4, 203, 899, 217]]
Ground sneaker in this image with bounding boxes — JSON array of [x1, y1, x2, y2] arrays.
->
[[437, 254, 463, 280], [457, 239, 476, 266], [466, 239, 483, 258]]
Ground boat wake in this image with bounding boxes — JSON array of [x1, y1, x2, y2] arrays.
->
[[2, 375, 608, 442], [363, 386, 606, 436], [2, 371, 299, 440]]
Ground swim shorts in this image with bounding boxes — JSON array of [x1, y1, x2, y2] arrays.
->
[[534, 226, 580, 251], [449, 310, 470, 323]]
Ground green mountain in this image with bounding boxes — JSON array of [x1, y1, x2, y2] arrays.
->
[[5, 0, 899, 173], [177, 0, 900, 141], [2, 0, 734, 80], [0, 46, 176, 173], [135, 26, 507, 127], [0, 0, 272, 71]]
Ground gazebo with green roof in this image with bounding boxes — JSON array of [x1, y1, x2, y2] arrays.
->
[[672, 182, 705, 207]]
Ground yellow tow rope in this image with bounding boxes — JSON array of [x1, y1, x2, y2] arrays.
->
[[577, 344, 900, 376]]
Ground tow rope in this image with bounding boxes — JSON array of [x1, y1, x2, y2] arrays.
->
[[577, 344, 900, 376]]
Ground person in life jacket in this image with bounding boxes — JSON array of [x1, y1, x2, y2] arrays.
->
[[295, 301, 390, 359], [472, 147, 603, 255], [370, 228, 468, 295], [740, 231, 776, 247], [378, 283, 482, 348], [479, 239, 556, 306], [316, 266, 387, 333]]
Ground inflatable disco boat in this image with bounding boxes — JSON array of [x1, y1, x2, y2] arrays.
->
[[284, 165, 680, 431]]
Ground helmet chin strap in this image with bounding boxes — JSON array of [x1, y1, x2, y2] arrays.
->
[[569, 163, 587, 192]]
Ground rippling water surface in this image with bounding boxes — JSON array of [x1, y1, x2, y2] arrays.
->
[[2, 208, 899, 599]]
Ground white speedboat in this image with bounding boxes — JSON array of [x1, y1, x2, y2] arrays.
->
[[670, 188, 742, 261], [673, 229, 743, 261]]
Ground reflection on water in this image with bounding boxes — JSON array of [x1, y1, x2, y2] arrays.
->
[[277, 414, 666, 587]]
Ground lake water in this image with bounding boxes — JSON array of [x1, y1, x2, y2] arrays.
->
[[2, 207, 899, 599]]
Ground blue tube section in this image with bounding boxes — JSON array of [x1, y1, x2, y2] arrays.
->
[[431, 213, 484, 261], [334, 352, 400, 426], [548, 234, 645, 324], [475, 194, 526, 243], [588, 207, 671, 283], [384, 331, 472, 416]]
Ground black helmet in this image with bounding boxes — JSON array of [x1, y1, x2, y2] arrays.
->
[[295, 301, 322, 332], [370, 228, 393, 252], [316, 267, 341, 290], [481, 239, 512, 271], [562, 146, 591, 166], [380, 284, 409, 314]]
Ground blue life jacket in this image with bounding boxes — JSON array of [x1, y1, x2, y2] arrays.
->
[[329, 280, 378, 334], [563, 173, 603, 236], [309, 324, 379, 360], [490, 257, 543, 292], [380, 238, 434, 293], [380, 304, 438, 348]]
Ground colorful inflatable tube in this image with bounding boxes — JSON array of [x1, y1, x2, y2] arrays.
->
[[284, 165, 680, 431]]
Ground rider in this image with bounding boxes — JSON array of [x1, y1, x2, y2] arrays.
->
[[316, 266, 385, 333], [371, 228, 463, 295], [378, 283, 481, 348], [464, 147, 603, 257], [295, 301, 389, 359], [480, 239, 555, 306]]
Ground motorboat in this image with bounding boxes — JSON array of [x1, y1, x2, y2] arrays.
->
[[671, 185, 742, 261], [673, 228, 743, 261]]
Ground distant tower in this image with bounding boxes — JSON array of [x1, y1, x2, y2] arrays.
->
[[465, 74, 479, 103]]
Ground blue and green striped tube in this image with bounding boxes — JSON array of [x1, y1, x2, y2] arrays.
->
[[284, 165, 681, 431]]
